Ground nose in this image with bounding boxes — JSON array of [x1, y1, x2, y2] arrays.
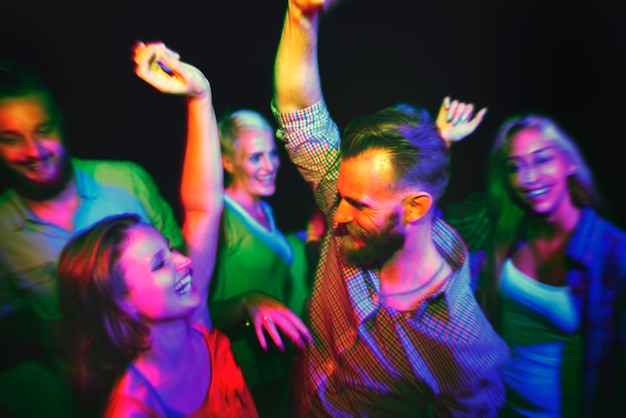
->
[[518, 164, 539, 186], [333, 199, 353, 225], [261, 154, 280, 172], [22, 136, 46, 159], [173, 251, 191, 271]]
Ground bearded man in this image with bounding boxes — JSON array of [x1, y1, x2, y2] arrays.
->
[[270, 1, 510, 416], [0, 57, 182, 417]]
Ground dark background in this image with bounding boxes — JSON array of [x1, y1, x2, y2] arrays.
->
[[2, 0, 625, 232]]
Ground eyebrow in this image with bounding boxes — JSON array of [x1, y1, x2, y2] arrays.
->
[[0, 120, 56, 135], [507, 146, 555, 160], [343, 195, 367, 209]]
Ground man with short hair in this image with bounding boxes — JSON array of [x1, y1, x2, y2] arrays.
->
[[0, 56, 183, 417], [271, 1, 509, 416]]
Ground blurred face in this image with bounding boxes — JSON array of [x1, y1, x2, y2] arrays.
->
[[506, 128, 576, 218], [0, 94, 72, 200], [118, 224, 199, 322], [334, 150, 405, 269], [224, 129, 280, 198]]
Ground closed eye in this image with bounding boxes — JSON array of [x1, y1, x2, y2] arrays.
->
[[151, 248, 167, 271]]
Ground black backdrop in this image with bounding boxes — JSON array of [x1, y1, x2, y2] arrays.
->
[[2, 0, 625, 232]]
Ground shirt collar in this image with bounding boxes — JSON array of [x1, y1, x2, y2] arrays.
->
[[345, 216, 469, 324], [71, 158, 99, 201]]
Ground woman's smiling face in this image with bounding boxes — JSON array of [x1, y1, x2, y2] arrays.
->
[[224, 128, 280, 198], [506, 127, 576, 218], [118, 224, 200, 321]]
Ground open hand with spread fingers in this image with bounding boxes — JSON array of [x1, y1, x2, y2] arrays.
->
[[436, 96, 488, 147], [242, 291, 313, 352]]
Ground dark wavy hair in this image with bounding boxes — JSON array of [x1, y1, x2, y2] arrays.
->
[[0, 56, 64, 129], [340, 102, 450, 201], [57, 213, 152, 409]]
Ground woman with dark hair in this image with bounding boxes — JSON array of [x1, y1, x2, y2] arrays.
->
[[474, 113, 626, 417], [57, 41, 258, 417]]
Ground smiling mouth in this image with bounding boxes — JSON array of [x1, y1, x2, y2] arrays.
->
[[525, 187, 550, 199], [19, 156, 55, 174], [174, 273, 192, 295]]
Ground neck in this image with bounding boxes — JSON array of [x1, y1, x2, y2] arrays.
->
[[21, 178, 79, 230], [528, 202, 581, 241], [139, 321, 196, 368], [226, 187, 262, 211], [380, 220, 440, 286], [225, 187, 271, 230]]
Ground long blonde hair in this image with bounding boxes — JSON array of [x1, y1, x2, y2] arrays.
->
[[480, 113, 601, 328]]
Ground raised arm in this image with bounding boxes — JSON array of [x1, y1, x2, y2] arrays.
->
[[273, 0, 338, 112], [132, 41, 223, 328]]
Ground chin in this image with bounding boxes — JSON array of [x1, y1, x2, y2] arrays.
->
[[258, 188, 276, 197]]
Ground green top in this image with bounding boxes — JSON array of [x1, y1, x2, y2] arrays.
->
[[209, 195, 294, 386]]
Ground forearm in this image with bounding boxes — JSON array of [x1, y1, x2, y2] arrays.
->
[[273, 2, 323, 113], [181, 94, 223, 301], [181, 94, 223, 215]]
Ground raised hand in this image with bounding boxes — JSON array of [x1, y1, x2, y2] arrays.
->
[[242, 291, 313, 351], [132, 41, 210, 99], [436, 96, 487, 147]]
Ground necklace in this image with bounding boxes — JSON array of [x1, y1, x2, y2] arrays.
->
[[378, 259, 446, 298]]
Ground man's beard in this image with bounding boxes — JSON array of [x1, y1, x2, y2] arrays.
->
[[0, 154, 73, 201], [338, 212, 405, 270]]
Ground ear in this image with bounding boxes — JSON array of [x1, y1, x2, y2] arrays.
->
[[403, 192, 433, 223], [222, 155, 234, 174]]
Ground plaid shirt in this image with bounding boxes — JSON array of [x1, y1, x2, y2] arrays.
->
[[566, 207, 626, 417], [273, 100, 509, 417]]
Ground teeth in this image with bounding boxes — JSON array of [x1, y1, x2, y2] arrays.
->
[[174, 274, 192, 294], [527, 188, 549, 198]]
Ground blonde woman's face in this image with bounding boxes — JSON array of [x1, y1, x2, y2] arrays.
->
[[224, 129, 280, 198], [505, 128, 576, 218]]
